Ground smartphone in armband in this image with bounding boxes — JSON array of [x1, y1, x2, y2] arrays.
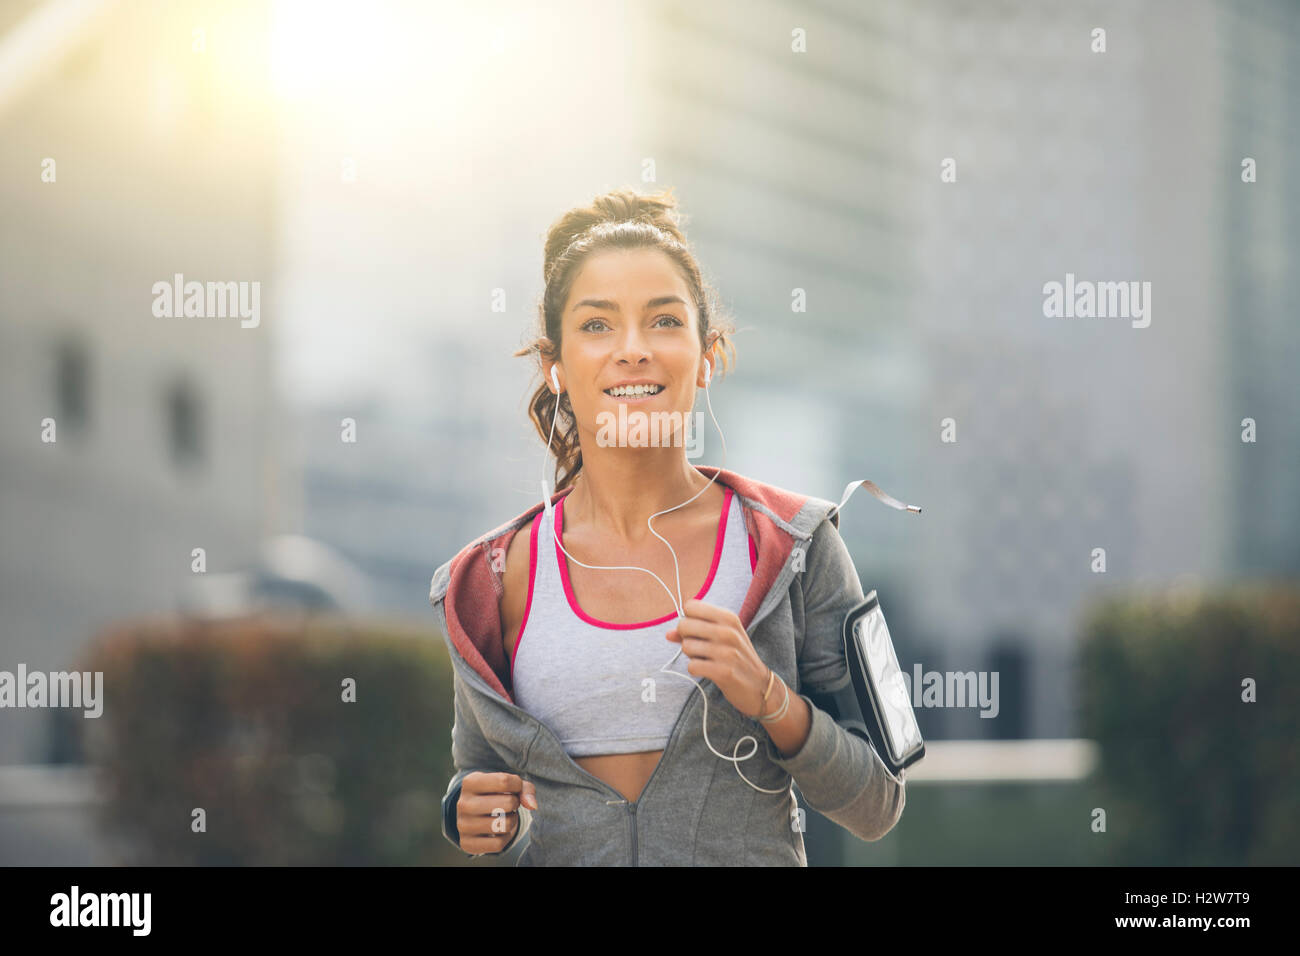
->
[[806, 590, 925, 777]]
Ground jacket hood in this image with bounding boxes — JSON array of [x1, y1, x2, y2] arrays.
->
[[428, 466, 842, 705]]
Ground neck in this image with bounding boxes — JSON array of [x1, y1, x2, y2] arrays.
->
[[563, 451, 712, 542]]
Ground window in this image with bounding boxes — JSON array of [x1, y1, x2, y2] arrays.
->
[[165, 378, 204, 469], [54, 339, 89, 436]]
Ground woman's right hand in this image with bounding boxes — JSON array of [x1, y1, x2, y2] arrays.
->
[[457, 771, 539, 855]]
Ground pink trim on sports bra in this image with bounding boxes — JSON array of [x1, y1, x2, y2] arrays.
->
[[554, 485, 733, 630]]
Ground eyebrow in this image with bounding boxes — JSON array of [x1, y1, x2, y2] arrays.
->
[[570, 295, 688, 314]]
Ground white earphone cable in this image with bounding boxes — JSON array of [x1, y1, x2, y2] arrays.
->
[[535, 360, 923, 797], [539, 359, 791, 795]]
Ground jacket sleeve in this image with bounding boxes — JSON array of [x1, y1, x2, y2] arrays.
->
[[760, 516, 907, 842], [437, 600, 533, 857]]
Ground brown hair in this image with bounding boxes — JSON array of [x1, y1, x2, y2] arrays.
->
[[514, 186, 738, 493]]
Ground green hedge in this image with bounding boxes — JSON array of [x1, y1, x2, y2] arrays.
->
[[78, 613, 470, 866], [79, 581, 1296, 867], [1079, 580, 1300, 865]]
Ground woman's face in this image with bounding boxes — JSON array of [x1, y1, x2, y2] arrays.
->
[[550, 247, 713, 441]]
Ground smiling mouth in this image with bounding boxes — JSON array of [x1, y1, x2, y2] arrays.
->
[[604, 385, 665, 398]]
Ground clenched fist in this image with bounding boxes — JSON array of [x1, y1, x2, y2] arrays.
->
[[456, 771, 538, 856]]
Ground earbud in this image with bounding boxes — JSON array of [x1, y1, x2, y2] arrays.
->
[[550, 366, 561, 394], [704, 359, 712, 386]]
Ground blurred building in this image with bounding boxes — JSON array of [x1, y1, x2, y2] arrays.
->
[[277, 0, 1298, 755], [906, 0, 1300, 741], [287, 399, 504, 619], [1218, 2, 1300, 577], [457, 0, 1294, 750], [0, 0, 280, 765]]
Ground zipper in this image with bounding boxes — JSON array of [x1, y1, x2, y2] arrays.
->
[[454, 653, 711, 865], [605, 532, 810, 866], [628, 803, 638, 866]]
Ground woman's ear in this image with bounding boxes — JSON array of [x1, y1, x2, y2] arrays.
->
[[701, 332, 720, 385], [538, 337, 561, 394]]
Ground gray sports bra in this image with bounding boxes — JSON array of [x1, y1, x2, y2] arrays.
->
[[511, 486, 756, 757]]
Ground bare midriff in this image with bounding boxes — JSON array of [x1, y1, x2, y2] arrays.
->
[[572, 751, 663, 803]]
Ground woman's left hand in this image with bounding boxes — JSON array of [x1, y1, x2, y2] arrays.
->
[[666, 598, 774, 719]]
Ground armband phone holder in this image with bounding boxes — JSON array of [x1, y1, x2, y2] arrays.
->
[[805, 590, 925, 777]]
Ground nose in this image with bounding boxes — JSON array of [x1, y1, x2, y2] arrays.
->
[[612, 326, 651, 366]]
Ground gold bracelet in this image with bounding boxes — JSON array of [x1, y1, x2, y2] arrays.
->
[[758, 678, 790, 723], [758, 667, 776, 714]]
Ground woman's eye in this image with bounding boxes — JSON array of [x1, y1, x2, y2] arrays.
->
[[581, 316, 680, 331]]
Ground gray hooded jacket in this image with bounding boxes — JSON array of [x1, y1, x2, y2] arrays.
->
[[428, 466, 907, 865]]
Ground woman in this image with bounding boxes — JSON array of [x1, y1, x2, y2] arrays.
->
[[429, 186, 906, 865]]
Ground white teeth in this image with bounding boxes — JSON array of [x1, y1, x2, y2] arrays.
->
[[605, 384, 663, 397]]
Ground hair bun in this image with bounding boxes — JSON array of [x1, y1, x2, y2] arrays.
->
[[594, 187, 682, 234], [543, 187, 686, 279]]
